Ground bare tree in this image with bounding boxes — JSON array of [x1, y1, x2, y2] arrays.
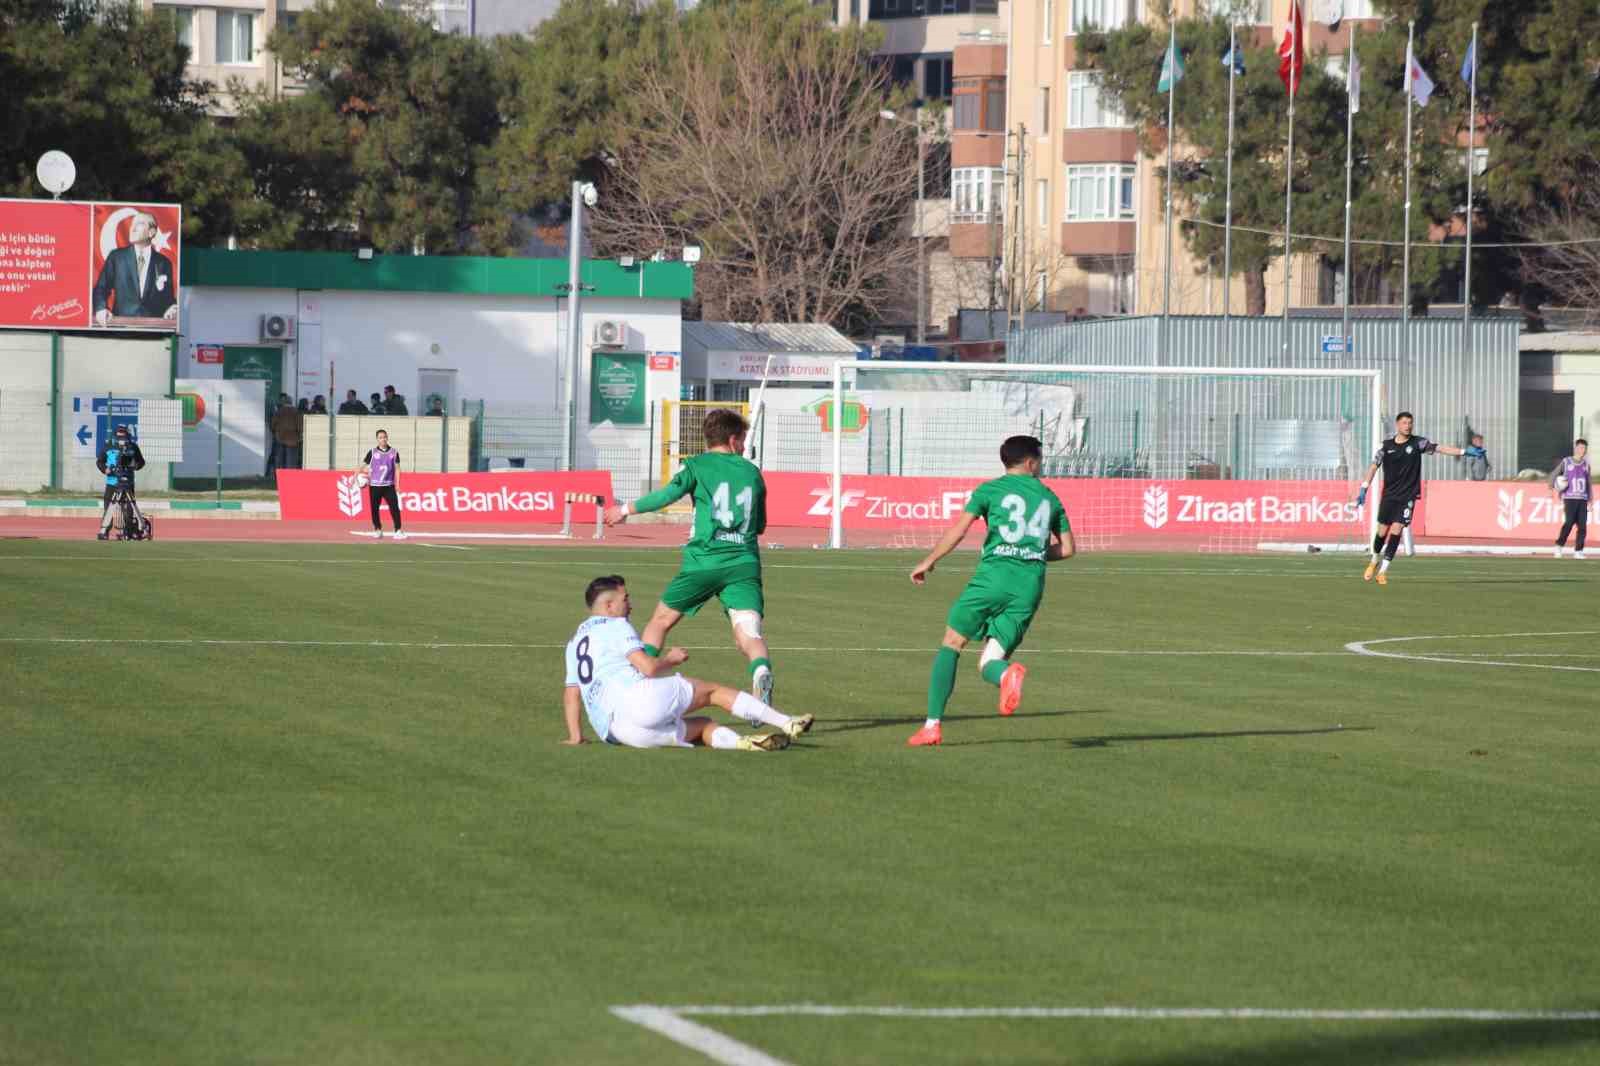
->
[[1520, 162, 1600, 322], [589, 8, 919, 330]]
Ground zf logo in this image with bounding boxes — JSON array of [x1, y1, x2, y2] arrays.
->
[[806, 489, 864, 517]]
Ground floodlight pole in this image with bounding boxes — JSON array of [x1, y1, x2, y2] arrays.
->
[[564, 181, 584, 472]]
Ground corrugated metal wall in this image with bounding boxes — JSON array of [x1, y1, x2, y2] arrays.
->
[[1007, 315, 1521, 478]]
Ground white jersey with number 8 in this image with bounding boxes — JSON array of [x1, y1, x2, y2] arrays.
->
[[564, 616, 647, 739]]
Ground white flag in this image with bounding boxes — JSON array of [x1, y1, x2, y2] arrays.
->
[[1348, 46, 1361, 113], [1405, 43, 1435, 107]]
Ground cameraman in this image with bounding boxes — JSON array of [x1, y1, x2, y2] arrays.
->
[[96, 425, 145, 540]]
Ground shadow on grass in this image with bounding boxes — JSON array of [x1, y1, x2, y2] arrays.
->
[[819, 709, 1111, 736], [949, 724, 1371, 748], [1118, 1018, 1600, 1066]]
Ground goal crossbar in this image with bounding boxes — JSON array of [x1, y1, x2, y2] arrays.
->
[[827, 362, 1384, 549]]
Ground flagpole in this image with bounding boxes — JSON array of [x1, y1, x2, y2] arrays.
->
[[1281, 10, 1297, 359], [1463, 21, 1478, 362], [1162, 16, 1176, 357], [1402, 20, 1415, 368], [1341, 21, 1355, 352], [1223, 19, 1237, 355]]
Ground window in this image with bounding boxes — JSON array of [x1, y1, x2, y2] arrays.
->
[[216, 10, 255, 64], [953, 93, 980, 130], [1065, 164, 1136, 221], [1040, 0, 1051, 40], [1066, 71, 1128, 129], [165, 6, 194, 53], [1071, 0, 1137, 33], [1461, 147, 1488, 176], [923, 55, 953, 100], [1036, 178, 1050, 227], [952, 167, 1006, 222], [1344, 0, 1377, 17], [1036, 87, 1051, 133], [1226, 0, 1270, 24], [954, 77, 1005, 131]]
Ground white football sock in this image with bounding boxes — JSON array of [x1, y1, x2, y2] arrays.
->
[[707, 725, 740, 750], [924, 717, 941, 729], [1379, 557, 1392, 574], [732, 692, 790, 730]]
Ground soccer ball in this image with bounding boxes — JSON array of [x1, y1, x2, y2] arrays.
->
[[355, 471, 369, 488], [1556, 475, 1570, 492]]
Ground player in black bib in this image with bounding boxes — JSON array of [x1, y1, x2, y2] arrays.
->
[[1352, 412, 1465, 584]]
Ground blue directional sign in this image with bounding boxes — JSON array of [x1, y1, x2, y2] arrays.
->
[[71, 396, 140, 459]]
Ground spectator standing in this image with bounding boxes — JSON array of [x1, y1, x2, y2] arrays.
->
[[425, 397, 445, 417], [360, 429, 405, 539], [383, 385, 409, 415], [310, 395, 328, 415], [270, 397, 303, 472], [1463, 434, 1490, 481], [369, 392, 384, 416], [338, 390, 368, 415]]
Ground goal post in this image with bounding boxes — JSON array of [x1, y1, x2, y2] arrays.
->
[[826, 361, 1383, 552]]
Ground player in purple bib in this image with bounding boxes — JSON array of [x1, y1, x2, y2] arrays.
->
[[1551, 438, 1591, 559], [360, 429, 404, 540]]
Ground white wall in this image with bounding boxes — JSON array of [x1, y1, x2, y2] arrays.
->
[[1552, 353, 1600, 440], [177, 286, 683, 490], [0, 331, 50, 388]]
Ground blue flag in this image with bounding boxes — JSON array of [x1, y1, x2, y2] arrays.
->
[[1460, 39, 1476, 85], [1222, 46, 1245, 76], [1158, 42, 1185, 92]]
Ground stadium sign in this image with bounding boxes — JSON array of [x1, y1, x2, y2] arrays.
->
[[276, 470, 613, 523]]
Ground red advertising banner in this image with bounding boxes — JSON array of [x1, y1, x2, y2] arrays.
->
[[0, 198, 181, 332], [276, 470, 614, 523], [764, 472, 1362, 540], [1417, 481, 1589, 541]]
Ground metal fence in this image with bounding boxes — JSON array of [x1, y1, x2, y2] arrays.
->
[[1008, 315, 1521, 476]]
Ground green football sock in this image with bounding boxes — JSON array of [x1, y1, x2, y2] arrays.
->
[[749, 656, 772, 677], [643, 643, 661, 657], [926, 647, 959, 721], [980, 659, 1009, 686]]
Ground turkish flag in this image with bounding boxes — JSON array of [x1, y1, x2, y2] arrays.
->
[[1278, 0, 1305, 96]]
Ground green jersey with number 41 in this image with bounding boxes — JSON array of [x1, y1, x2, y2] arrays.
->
[[966, 473, 1069, 577], [631, 451, 766, 566]]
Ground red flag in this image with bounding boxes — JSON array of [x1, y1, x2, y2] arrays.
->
[[1278, 0, 1305, 96]]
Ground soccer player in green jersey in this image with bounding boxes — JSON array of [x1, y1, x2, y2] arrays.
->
[[603, 408, 794, 719], [906, 434, 1073, 747]]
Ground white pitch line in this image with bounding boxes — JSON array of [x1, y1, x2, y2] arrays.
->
[[650, 1004, 1600, 1022], [0, 636, 1350, 656], [609, 1007, 793, 1066], [1346, 631, 1600, 674]]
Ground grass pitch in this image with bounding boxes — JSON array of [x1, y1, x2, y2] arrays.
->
[[2, 541, 1598, 1065]]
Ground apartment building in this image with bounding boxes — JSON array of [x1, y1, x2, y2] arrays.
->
[[832, 0, 1009, 336], [988, 0, 1381, 318], [143, 0, 554, 114]]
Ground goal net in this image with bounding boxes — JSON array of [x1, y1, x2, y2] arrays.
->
[[795, 362, 1381, 553]]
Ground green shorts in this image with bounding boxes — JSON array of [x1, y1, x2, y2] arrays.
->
[[661, 558, 764, 618], [945, 570, 1042, 654]]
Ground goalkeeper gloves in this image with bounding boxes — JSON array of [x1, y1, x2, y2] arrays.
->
[[1355, 487, 1367, 506]]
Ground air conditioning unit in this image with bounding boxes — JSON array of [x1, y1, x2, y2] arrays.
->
[[261, 314, 297, 342], [593, 319, 627, 347]]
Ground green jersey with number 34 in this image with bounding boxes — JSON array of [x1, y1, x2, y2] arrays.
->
[[631, 451, 766, 566], [966, 473, 1068, 576]]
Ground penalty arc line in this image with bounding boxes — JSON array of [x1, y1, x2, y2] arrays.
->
[[609, 1007, 793, 1066]]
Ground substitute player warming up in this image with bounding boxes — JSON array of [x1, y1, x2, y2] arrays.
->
[[360, 429, 405, 540], [1353, 412, 1464, 585], [561, 575, 813, 750], [1551, 438, 1591, 559], [906, 435, 1074, 747], [603, 408, 786, 711]]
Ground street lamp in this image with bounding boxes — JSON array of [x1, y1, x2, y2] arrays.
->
[[563, 181, 597, 471], [880, 109, 927, 345]]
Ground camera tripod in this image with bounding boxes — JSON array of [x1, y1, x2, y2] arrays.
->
[[99, 486, 154, 541]]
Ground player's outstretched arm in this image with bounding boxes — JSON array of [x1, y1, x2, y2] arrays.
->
[[911, 512, 979, 585], [1434, 444, 1466, 457], [609, 467, 697, 525], [627, 646, 689, 678], [561, 686, 587, 745], [1047, 528, 1075, 562]]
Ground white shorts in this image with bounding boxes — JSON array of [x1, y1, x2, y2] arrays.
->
[[605, 675, 697, 748]]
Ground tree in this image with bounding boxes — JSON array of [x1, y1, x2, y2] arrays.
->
[[589, 0, 919, 330], [1519, 157, 1600, 319], [238, 0, 505, 254], [1082, 4, 1461, 315]]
